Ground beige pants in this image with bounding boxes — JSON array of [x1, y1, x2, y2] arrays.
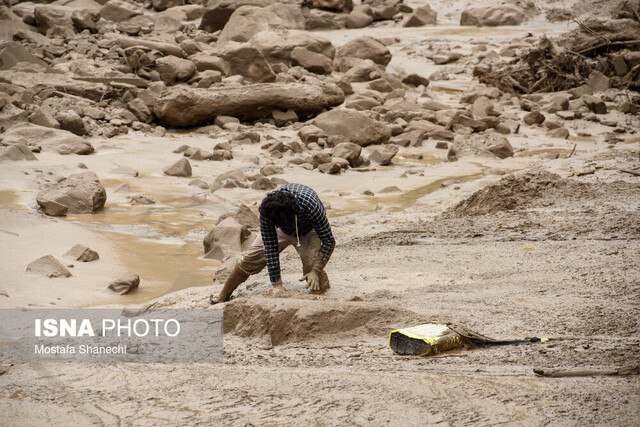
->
[[235, 229, 330, 292]]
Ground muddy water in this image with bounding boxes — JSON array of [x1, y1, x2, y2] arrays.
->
[[65, 198, 220, 306]]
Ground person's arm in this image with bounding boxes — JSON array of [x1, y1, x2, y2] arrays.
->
[[308, 199, 335, 266], [259, 216, 282, 285]]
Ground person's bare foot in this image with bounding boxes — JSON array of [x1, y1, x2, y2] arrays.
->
[[209, 294, 223, 305]]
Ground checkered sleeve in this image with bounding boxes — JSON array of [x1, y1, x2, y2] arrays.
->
[[305, 193, 335, 261], [260, 216, 281, 284]]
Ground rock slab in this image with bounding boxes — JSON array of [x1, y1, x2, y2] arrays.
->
[[154, 82, 345, 127]]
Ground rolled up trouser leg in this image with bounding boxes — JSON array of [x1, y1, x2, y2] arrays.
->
[[217, 231, 296, 301], [296, 231, 330, 293]]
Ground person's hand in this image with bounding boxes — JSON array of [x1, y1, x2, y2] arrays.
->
[[299, 271, 320, 292]]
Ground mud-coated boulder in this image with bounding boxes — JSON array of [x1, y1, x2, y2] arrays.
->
[[108, 274, 139, 295], [332, 142, 362, 167], [369, 145, 399, 165], [460, 6, 525, 26], [335, 36, 391, 67], [37, 171, 107, 216], [203, 217, 253, 261], [249, 30, 335, 66], [154, 81, 344, 127], [55, 111, 87, 136], [64, 244, 99, 262], [0, 144, 37, 162], [34, 5, 74, 35], [100, 0, 142, 23], [2, 123, 93, 155], [346, 9, 373, 28], [71, 9, 99, 33], [404, 5, 437, 26], [311, 0, 353, 12], [152, 0, 185, 12], [313, 109, 390, 147], [155, 56, 196, 84], [306, 9, 346, 30], [26, 255, 71, 278], [163, 158, 192, 177], [217, 42, 275, 83], [448, 132, 514, 161], [291, 47, 333, 74], [218, 5, 303, 45]]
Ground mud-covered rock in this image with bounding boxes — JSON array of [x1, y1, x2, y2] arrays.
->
[[108, 274, 140, 295], [154, 82, 344, 127], [460, 6, 525, 26], [26, 255, 71, 278], [335, 36, 391, 67], [163, 158, 192, 177], [403, 5, 437, 27], [3, 123, 93, 155], [64, 244, 99, 262], [312, 109, 390, 147], [37, 171, 106, 216], [0, 144, 37, 162], [369, 145, 399, 165], [217, 42, 275, 83], [448, 132, 514, 161], [55, 111, 87, 136]]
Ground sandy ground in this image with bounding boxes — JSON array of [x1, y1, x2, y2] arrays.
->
[[1, 0, 639, 425]]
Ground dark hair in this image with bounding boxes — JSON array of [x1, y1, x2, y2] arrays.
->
[[259, 189, 298, 227]]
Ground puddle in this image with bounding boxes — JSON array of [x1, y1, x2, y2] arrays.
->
[[0, 189, 21, 209], [396, 153, 445, 166], [330, 173, 483, 216], [515, 148, 573, 158], [76, 232, 217, 307]]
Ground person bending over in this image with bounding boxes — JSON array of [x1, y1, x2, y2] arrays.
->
[[210, 183, 335, 304]]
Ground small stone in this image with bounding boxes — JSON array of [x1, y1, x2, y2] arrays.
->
[[26, 255, 71, 278], [108, 274, 140, 295], [587, 70, 610, 93], [546, 127, 569, 139], [63, 244, 99, 262], [163, 158, 192, 177], [379, 186, 401, 193], [523, 110, 545, 125]]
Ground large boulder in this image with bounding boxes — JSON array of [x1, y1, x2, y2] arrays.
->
[[152, 0, 185, 12], [36, 171, 107, 216], [163, 158, 192, 177], [447, 132, 514, 161], [64, 244, 99, 262], [203, 217, 253, 261], [311, 0, 353, 12], [34, 5, 74, 35], [404, 5, 437, 27], [155, 56, 197, 84], [249, 30, 335, 66], [154, 81, 345, 127], [332, 142, 362, 167], [108, 274, 140, 295], [291, 47, 333, 74], [26, 255, 71, 278], [460, 6, 525, 26], [335, 36, 391, 68], [55, 111, 87, 136], [218, 5, 303, 45], [216, 42, 275, 83], [99, 0, 142, 23], [2, 123, 94, 155], [313, 109, 391, 147], [306, 9, 346, 30], [369, 145, 399, 166], [0, 144, 37, 162]]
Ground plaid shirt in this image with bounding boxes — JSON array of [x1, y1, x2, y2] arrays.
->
[[260, 183, 335, 283]]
